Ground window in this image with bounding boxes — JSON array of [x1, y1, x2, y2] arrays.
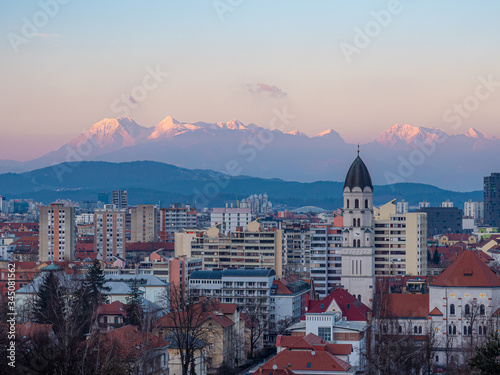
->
[[465, 304, 470, 315], [419, 326, 423, 334], [479, 326, 483, 335], [480, 304, 485, 315], [346, 199, 350, 208], [365, 199, 369, 209], [414, 326, 418, 334], [353, 218, 357, 227], [355, 199, 359, 208], [450, 304, 455, 315], [318, 327, 331, 341]]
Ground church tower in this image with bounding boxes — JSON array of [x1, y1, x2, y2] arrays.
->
[[341, 151, 375, 306]]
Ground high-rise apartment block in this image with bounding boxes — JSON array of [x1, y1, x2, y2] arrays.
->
[[281, 222, 310, 276], [396, 199, 409, 214], [175, 221, 283, 277], [94, 204, 126, 262], [442, 199, 454, 208], [374, 200, 427, 276], [210, 207, 251, 235], [159, 203, 197, 241], [39, 203, 75, 262], [464, 199, 484, 223], [130, 205, 159, 242], [484, 173, 500, 227], [309, 218, 343, 298], [112, 190, 128, 209]]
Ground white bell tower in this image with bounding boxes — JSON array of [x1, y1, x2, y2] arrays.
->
[[341, 149, 375, 306]]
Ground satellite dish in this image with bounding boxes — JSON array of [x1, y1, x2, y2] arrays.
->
[[311, 350, 316, 356], [273, 365, 277, 370]]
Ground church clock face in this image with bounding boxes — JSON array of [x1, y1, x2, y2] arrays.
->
[[354, 228, 361, 238]]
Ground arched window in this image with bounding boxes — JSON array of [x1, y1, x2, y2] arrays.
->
[[463, 325, 468, 335], [418, 326, 423, 334], [353, 240, 356, 248], [357, 218, 361, 227], [414, 326, 418, 334], [479, 326, 483, 335], [346, 199, 350, 208], [355, 199, 359, 208], [480, 304, 485, 315], [365, 199, 369, 209], [465, 304, 470, 315], [448, 326, 452, 335], [450, 304, 455, 315], [357, 239, 361, 248], [453, 326, 456, 335], [483, 326, 487, 335], [468, 326, 472, 335], [353, 218, 357, 227]]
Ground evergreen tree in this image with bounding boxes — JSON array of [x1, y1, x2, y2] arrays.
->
[[432, 249, 440, 265], [126, 278, 144, 328], [469, 332, 500, 374], [87, 259, 110, 309], [33, 271, 65, 333]]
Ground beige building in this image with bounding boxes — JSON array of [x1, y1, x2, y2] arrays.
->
[[175, 221, 283, 278], [373, 200, 427, 276], [94, 204, 126, 262], [39, 203, 75, 262], [130, 204, 159, 243]]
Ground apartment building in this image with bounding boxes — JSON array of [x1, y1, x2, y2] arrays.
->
[[176, 221, 283, 278], [38, 203, 75, 261], [210, 207, 251, 235], [138, 254, 202, 289], [112, 189, 128, 209], [130, 204, 159, 242], [374, 200, 427, 276], [309, 217, 343, 298], [189, 268, 276, 319], [281, 221, 310, 276], [159, 203, 197, 242], [94, 204, 126, 262]]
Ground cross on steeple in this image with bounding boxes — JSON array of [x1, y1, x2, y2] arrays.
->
[[357, 143, 360, 155]]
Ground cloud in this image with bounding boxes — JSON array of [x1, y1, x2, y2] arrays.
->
[[245, 83, 287, 98]]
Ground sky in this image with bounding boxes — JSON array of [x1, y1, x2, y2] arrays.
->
[[1, 0, 500, 160]]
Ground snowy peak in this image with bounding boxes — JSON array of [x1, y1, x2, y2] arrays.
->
[[219, 119, 247, 130], [149, 116, 202, 139], [465, 128, 495, 140], [376, 123, 446, 147], [287, 130, 308, 137], [315, 129, 342, 138], [72, 117, 151, 149]]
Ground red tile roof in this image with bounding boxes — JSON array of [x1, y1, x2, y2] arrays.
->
[[277, 333, 352, 356], [259, 348, 351, 373], [102, 325, 169, 360], [384, 294, 429, 319], [304, 287, 371, 321], [431, 250, 500, 287], [441, 234, 475, 242], [97, 301, 127, 317], [252, 367, 296, 375], [429, 307, 443, 316]]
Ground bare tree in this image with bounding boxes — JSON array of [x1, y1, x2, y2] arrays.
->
[[154, 284, 215, 375]]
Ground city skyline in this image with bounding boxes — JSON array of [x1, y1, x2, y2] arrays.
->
[[2, 1, 500, 160]]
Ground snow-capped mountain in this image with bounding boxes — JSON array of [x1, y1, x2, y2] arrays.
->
[[376, 124, 446, 148], [70, 117, 152, 151], [0, 118, 497, 191]]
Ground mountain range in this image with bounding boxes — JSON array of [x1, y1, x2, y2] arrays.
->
[[1, 116, 498, 191], [0, 161, 482, 209]]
